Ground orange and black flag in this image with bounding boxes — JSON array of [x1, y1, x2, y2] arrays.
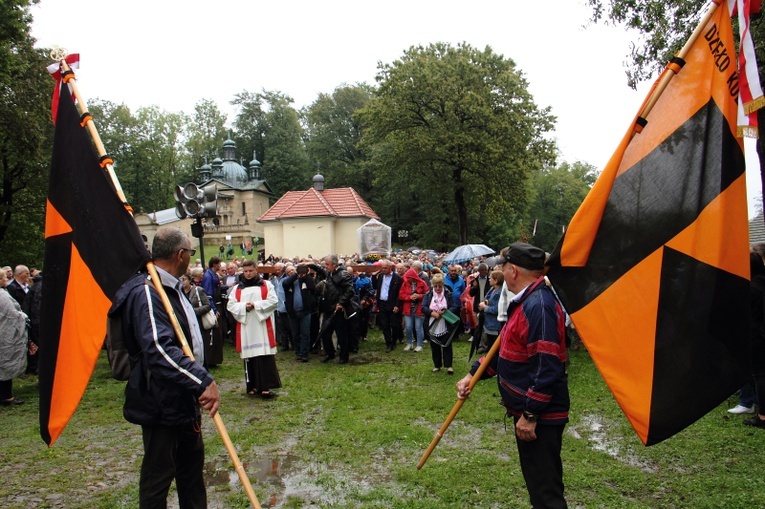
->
[[39, 84, 150, 446], [546, 3, 750, 446]]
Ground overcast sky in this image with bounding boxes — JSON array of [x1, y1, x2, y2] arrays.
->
[[30, 0, 762, 216]]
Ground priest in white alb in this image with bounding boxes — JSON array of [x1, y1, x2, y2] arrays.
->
[[227, 259, 281, 398]]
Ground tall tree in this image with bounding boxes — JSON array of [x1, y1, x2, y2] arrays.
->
[[89, 101, 190, 212], [303, 84, 374, 196], [0, 0, 52, 265], [232, 90, 310, 196], [88, 98, 140, 203], [185, 98, 227, 176], [132, 106, 190, 211], [525, 161, 598, 252], [359, 42, 556, 246]]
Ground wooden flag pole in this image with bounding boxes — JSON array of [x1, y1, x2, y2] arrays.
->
[[416, 331, 502, 469], [631, 0, 721, 139], [53, 54, 262, 509]]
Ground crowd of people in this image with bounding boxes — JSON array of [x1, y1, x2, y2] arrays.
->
[[178, 247, 516, 376]]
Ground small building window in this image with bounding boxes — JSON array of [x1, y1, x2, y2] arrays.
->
[[241, 202, 246, 216]]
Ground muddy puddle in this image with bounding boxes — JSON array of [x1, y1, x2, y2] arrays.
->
[[568, 413, 656, 472], [205, 453, 331, 507]]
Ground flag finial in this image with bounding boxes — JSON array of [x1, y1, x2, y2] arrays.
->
[[49, 46, 68, 62]]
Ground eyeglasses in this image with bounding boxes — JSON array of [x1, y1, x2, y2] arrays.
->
[[180, 247, 196, 256]]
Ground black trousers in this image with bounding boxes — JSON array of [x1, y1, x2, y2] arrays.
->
[[751, 337, 765, 411], [276, 311, 293, 350], [320, 311, 350, 361], [310, 312, 320, 352], [378, 307, 397, 348], [513, 418, 567, 509], [139, 421, 206, 509], [429, 337, 453, 369], [0, 379, 13, 400]]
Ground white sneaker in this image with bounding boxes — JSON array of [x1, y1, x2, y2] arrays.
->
[[728, 404, 755, 414], [404, 344, 412, 351], [414, 346, 422, 352]]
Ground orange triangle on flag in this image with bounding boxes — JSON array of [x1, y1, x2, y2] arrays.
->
[[571, 248, 664, 443], [46, 243, 112, 443], [664, 175, 749, 280], [45, 200, 73, 238]]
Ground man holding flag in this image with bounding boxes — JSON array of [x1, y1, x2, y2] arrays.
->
[[457, 242, 569, 509], [110, 226, 220, 508]]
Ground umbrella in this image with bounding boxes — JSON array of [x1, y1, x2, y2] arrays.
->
[[442, 244, 495, 265], [407, 246, 421, 253]]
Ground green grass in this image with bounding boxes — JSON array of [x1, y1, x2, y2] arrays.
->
[[1, 330, 763, 508]]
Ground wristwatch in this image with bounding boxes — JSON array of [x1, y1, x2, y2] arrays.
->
[[522, 410, 538, 423]]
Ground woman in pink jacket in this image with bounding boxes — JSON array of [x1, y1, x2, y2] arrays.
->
[[399, 268, 430, 352]]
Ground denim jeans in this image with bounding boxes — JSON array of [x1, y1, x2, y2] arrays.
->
[[289, 312, 312, 358], [404, 314, 425, 347]]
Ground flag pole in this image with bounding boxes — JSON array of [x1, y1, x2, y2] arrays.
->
[[416, 331, 502, 469], [54, 56, 262, 509], [630, 0, 722, 140]]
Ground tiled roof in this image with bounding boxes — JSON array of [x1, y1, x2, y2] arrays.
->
[[750, 213, 765, 245], [258, 187, 379, 222]]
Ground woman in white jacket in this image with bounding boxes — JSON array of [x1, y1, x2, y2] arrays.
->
[[0, 270, 29, 405]]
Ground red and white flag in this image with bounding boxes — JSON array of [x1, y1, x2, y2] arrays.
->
[[46, 53, 80, 124]]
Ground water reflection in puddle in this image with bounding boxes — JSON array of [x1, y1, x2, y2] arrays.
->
[[206, 453, 323, 508]]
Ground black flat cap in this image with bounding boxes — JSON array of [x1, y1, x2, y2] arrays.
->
[[500, 242, 546, 271]]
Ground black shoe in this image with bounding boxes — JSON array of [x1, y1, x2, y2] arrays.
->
[[385, 346, 393, 353], [0, 398, 24, 406], [351, 348, 359, 353], [300, 356, 309, 363], [337, 358, 348, 365], [744, 416, 765, 428], [321, 355, 336, 363]]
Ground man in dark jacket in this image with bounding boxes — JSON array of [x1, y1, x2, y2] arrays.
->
[[6, 265, 29, 307], [309, 255, 355, 364], [110, 227, 220, 508], [373, 260, 403, 352], [457, 242, 569, 509], [283, 264, 316, 362]]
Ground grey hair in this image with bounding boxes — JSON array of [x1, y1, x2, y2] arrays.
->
[[152, 227, 188, 260]]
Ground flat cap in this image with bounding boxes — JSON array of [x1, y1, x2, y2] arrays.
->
[[500, 242, 546, 271]]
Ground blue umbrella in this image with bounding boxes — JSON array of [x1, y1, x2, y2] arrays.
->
[[442, 244, 495, 265]]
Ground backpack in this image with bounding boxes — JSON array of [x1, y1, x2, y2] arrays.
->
[[106, 309, 143, 381], [106, 275, 146, 381]]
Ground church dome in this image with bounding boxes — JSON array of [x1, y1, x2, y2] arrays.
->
[[209, 135, 248, 185], [219, 159, 249, 185]]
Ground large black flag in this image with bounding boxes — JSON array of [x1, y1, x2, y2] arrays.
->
[[39, 84, 150, 445]]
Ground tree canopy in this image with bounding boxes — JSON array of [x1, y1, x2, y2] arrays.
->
[[359, 42, 556, 248], [303, 84, 374, 196], [524, 161, 598, 252], [0, 0, 52, 266], [232, 90, 310, 197]]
